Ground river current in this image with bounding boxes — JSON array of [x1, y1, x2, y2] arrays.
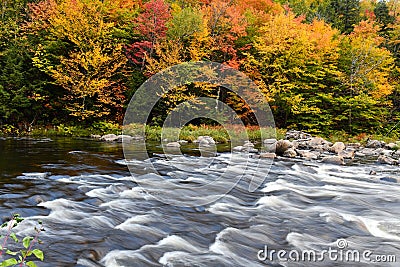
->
[[0, 137, 399, 266]]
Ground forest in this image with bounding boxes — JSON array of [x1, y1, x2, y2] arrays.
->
[[0, 0, 399, 136]]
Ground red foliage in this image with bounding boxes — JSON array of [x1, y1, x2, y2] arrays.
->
[[136, 0, 171, 42]]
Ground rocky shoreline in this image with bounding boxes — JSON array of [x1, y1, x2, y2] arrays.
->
[[93, 130, 400, 166]]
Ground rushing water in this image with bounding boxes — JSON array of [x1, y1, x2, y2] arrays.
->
[[0, 137, 399, 267]]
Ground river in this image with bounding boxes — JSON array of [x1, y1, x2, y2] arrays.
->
[[0, 137, 399, 266]]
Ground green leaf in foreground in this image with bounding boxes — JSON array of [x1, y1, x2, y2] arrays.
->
[[31, 249, 44, 261], [26, 261, 38, 267], [0, 258, 18, 267], [22, 236, 33, 249]]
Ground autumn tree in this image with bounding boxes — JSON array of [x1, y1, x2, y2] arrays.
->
[[28, 0, 135, 121]]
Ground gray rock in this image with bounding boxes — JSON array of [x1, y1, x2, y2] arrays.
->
[[285, 130, 312, 140], [283, 148, 297, 158], [233, 146, 244, 152], [366, 139, 384, 148], [197, 136, 215, 146], [243, 141, 255, 148], [166, 142, 181, 148], [355, 152, 366, 157], [307, 137, 330, 147], [100, 134, 118, 142], [347, 142, 361, 148], [90, 134, 101, 139], [259, 152, 276, 159], [296, 150, 319, 160], [116, 135, 134, 143], [360, 148, 378, 156], [275, 140, 294, 155], [330, 142, 345, 154], [178, 140, 189, 144], [385, 143, 397, 150], [321, 156, 345, 165], [338, 150, 355, 159], [377, 155, 397, 165]]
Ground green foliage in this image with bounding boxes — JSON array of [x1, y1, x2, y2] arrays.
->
[[0, 214, 44, 267]]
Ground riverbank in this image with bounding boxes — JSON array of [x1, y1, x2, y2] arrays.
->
[[1, 123, 398, 145]]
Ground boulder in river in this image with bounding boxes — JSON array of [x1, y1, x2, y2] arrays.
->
[[338, 149, 355, 159], [285, 130, 312, 140], [330, 142, 345, 154], [196, 136, 215, 146], [297, 150, 319, 160], [275, 140, 294, 155], [321, 155, 345, 165], [165, 142, 181, 148], [100, 134, 118, 142], [283, 148, 297, 158], [307, 137, 331, 147], [385, 143, 397, 150], [366, 139, 384, 148], [259, 152, 276, 159], [377, 155, 397, 165]]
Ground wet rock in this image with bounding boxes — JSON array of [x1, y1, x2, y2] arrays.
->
[[283, 148, 297, 158], [296, 150, 319, 160], [197, 136, 215, 146], [178, 140, 189, 144], [165, 142, 181, 148], [100, 134, 118, 142], [243, 141, 255, 148], [307, 137, 331, 148], [259, 152, 276, 159], [385, 143, 397, 150], [347, 142, 361, 148], [338, 149, 355, 159], [360, 148, 378, 156], [330, 142, 346, 154], [90, 134, 101, 139], [285, 130, 312, 140], [233, 146, 244, 152], [355, 152, 366, 157], [377, 155, 397, 165], [380, 149, 394, 156], [275, 140, 294, 155], [369, 170, 377, 175], [116, 135, 135, 143], [321, 156, 344, 165], [366, 139, 384, 148]]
